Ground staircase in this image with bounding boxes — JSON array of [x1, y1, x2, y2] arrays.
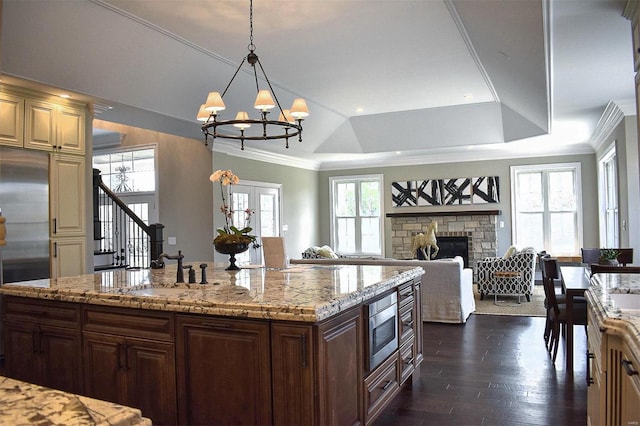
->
[[93, 169, 164, 270]]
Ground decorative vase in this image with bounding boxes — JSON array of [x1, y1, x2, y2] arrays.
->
[[598, 258, 619, 266], [214, 242, 250, 270]]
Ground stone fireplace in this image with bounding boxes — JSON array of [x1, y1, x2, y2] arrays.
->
[[387, 210, 500, 273]]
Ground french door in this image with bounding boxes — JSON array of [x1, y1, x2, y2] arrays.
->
[[230, 183, 281, 266]]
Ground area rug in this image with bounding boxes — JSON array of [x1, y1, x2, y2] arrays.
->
[[472, 284, 546, 317]]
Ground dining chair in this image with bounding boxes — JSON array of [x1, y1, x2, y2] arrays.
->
[[541, 257, 587, 363], [581, 248, 601, 265], [261, 236, 287, 269], [617, 248, 634, 266]]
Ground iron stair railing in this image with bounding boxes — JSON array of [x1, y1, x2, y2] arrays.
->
[[93, 169, 164, 270]]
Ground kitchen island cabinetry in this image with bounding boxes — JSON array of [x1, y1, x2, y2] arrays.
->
[[586, 272, 640, 425], [2, 297, 82, 394], [82, 304, 177, 426], [0, 263, 424, 426], [176, 315, 272, 426]]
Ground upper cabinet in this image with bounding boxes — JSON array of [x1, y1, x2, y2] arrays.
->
[[0, 92, 24, 147], [0, 87, 85, 155], [25, 99, 85, 155]]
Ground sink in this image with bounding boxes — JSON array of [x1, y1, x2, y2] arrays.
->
[[125, 287, 190, 297], [610, 293, 640, 310]]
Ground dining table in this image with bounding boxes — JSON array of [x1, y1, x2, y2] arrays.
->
[[560, 265, 591, 372]]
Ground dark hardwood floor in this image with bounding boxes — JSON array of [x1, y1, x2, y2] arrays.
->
[[375, 314, 587, 426]]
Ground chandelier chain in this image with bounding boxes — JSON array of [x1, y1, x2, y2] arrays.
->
[[248, 0, 255, 52]]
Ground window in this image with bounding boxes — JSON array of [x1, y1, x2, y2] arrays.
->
[[330, 175, 383, 256], [511, 163, 582, 255], [93, 148, 156, 194], [599, 144, 618, 246]]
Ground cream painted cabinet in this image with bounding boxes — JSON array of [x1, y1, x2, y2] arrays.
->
[[25, 99, 85, 155], [621, 341, 640, 426], [50, 154, 86, 238], [50, 153, 86, 279], [587, 307, 606, 426], [51, 237, 86, 278], [0, 92, 24, 147]]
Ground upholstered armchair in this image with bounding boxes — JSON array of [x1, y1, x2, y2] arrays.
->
[[476, 247, 536, 302]]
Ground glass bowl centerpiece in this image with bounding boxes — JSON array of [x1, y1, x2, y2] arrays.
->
[[210, 169, 259, 270]]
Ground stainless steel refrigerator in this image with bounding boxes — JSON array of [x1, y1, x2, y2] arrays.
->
[[0, 146, 50, 283]]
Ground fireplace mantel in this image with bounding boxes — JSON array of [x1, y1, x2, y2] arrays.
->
[[385, 210, 501, 218]]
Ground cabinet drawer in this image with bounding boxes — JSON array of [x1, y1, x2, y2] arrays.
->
[[2, 296, 80, 328], [364, 351, 400, 423], [399, 301, 415, 345], [587, 308, 604, 369], [399, 340, 415, 385], [83, 305, 174, 341], [398, 281, 414, 307]]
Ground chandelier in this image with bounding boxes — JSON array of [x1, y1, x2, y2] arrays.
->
[[197, 0, 309, 150]]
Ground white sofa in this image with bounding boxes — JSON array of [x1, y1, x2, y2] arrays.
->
[[290, 256, 475, 324]]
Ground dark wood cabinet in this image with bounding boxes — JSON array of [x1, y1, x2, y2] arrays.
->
[[2, 275, 422, 426], [82, 305, 177, 426], [83, 332, 177, 425], [271, 322, 315, 426], [176, 315, 272, 426], [2, 297, 82, 394]]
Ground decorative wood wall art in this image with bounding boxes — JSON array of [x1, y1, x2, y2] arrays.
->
[[391, 181, 417, 207], [392, 176, 500, 207]]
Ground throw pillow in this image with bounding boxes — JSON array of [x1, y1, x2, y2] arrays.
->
[[503, 245, 518, 259], [317, 245, 339, 259]]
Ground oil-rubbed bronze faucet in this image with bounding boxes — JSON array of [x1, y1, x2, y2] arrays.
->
[[153, 250, 185, 283]]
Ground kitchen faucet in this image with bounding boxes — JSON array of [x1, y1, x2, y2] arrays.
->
[[152, 250, 185, 283]]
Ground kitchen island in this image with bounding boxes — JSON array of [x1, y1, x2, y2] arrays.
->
[[585, 271, 640, 425], [0, 263, 424, 425]]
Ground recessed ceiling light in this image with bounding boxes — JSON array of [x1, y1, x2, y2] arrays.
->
[[463, 94, 473, 100], [356, 107, 364, 113], [59, 94, 71, 99]]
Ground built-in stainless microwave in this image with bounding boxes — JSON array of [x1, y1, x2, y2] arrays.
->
[[366, 291, 398, 372]]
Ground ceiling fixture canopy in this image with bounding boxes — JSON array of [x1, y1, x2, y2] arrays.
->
[[197, 0, 309, 150]]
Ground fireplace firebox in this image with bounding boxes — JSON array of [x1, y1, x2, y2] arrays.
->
[[416, 236, 469, 267]]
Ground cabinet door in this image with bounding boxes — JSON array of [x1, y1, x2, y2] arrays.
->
[[126, 338, 177, 426], [621, 347, 640, 425], [83, 332, 127, 405], [3, 321, 41, 385], [176, 315, 272, 426], [414, 282, 424, 366], [0, 92, 23, 147], [50, 154, 86, 237], [57, 106, 85, 154], [51, 237, 86, 278], [39, 325, 83, 394], [25, 99, 55, 151], [271, 323, 315, 425], [317, 307, 363, 426]]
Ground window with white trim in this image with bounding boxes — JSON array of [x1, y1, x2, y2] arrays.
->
[[330, 175, 383, 256], [510, 163, 582, 255], [599, 144, 618, 247]]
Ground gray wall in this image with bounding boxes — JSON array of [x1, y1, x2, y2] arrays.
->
[[318, 153, 598, 257]]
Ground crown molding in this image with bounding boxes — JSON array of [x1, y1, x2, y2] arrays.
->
[[211, 140, 322, 171], [590, 101, 625, 152]]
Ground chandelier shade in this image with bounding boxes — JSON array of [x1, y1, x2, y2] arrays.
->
[[198, 0, 308, 150]]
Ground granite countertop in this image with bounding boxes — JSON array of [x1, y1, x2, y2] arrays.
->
[[585, 271, 640, 355], [0, 376, 151, 425], [0, 263, 424, 322]]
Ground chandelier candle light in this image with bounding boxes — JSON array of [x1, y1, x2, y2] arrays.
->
[[197, 0, 309, 150]]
